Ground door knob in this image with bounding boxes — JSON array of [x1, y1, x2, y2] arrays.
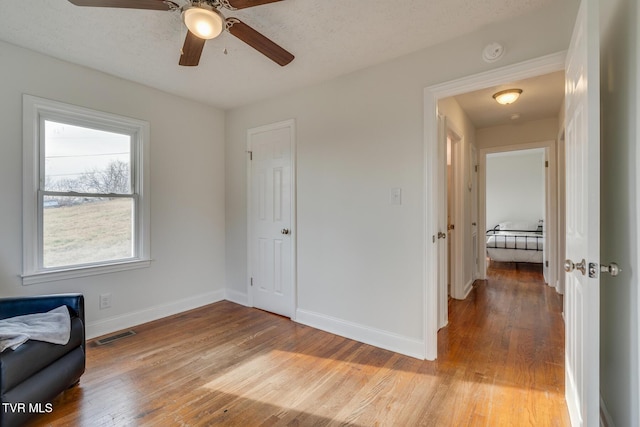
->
[[564, 258, 586, 275], [437, 232, 446, 239], [281, 228, 290, 235], [600, 262, 621, 277]]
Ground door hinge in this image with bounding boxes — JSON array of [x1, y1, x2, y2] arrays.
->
[[247, 150, 253, 161], [250, 277, 254, 286], [475, 165, 478, 172], [545, 160, 549, 168]]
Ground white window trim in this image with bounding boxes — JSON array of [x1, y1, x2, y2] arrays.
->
[[22, 95, 151, 285]]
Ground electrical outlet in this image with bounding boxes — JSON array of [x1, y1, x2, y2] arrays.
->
[[99, 293, 112, 310]]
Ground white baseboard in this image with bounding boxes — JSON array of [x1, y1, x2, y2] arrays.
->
[[225, 289, 249, 306], [86, 292, 423, 360], [462, 279, 474, 299], [86, 289, 225, 339], [295, 308, 425, 360]]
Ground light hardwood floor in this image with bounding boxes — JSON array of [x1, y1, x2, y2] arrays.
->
[[29, 262, 569, 426]]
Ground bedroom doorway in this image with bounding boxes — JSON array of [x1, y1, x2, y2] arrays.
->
[[484, 148, 545, 269], [479, 141, 558, 287]]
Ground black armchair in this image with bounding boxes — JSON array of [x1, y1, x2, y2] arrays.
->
[[0, 294, 85, 427]]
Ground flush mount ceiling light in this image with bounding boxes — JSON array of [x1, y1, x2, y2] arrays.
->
[[182, 5, 224, 40], [492, 89, 523, 105]]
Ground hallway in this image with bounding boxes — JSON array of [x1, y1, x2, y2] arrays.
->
[[437, 261, 569, 425]]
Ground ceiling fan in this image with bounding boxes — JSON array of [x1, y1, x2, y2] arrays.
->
[[67, 0, 294, 67]]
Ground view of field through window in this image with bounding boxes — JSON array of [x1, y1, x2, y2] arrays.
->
[[42, 121, 134, 268], [43, 198, 134, 268]]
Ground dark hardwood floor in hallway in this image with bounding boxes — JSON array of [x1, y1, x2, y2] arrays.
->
[[29, 262, 569, 426]]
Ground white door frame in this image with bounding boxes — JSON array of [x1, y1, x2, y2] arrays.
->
[[637, 2, 640, 414], [423, 51, 566, 360], [478, 141, 557, 286], [246, 119, 297, 319]]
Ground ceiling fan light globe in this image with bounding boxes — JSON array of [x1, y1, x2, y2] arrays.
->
[[183, 7, 224, 40]]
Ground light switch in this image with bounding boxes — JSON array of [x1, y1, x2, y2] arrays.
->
[[390, 187, 402, 205]]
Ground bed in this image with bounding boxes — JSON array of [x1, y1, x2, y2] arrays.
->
[[486, 220, 544, 263]]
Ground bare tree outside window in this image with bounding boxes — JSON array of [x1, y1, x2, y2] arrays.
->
[[80, 160, 131, 194], [46, 160, 131, 206]]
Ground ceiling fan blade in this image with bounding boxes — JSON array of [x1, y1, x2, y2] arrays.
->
[[224, 0, 283, 10], [179, 31, 206, 66], [67, 0, 177, 10], [226, 19, 294, 66]]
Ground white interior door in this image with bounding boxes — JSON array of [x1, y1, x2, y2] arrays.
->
[[248, 120, 295, 318], [437, 115, 448, 329], [564, 0, 600, 425], [470, 144, 478, 280]]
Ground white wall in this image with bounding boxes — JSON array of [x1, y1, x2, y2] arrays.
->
[[476, 117, 560, 149], [599, 0, 639, 424], [0, 41, 227, 338], [225, 1, 578, 357], [485, 149, 545, 228]]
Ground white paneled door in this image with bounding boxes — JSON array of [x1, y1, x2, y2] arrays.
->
[[248, 120, 296, 318], [564, 0, 600, 425], [437, 115, 448, 329]]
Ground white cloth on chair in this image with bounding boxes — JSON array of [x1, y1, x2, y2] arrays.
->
[[0, 305, 71, 352]]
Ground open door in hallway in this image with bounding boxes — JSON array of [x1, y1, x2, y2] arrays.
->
[[563, 0, 600, 424]]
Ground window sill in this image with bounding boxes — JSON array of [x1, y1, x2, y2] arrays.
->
[[21, 259, 152, 285]]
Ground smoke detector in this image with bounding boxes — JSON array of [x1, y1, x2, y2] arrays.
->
[[482, 42, 505, 63]]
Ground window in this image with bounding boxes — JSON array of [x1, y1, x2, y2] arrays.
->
[[23, 95, 150, 284]]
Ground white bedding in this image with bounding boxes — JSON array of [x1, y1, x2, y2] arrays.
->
[[486, 246, 543, 263], [486, 229, 544, 263]]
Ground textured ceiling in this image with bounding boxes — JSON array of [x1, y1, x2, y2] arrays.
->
[[0, 0, 558, 110]]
